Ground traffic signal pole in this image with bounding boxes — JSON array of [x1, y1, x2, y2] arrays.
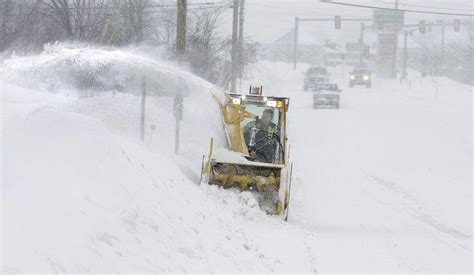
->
[[401, 30, 410, 83], [293, 17, 299, 69], [391, 0, 399, 79], [399, 20, 458, 84], [292, 17, 372, 69]]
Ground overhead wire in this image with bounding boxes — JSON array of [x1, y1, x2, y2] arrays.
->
[[371, 0, 473, 12], [321, 1, 474, 17]]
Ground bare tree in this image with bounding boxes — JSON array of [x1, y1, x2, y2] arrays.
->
[[115, 0, 149, 44], [184, 6, 259, 87]]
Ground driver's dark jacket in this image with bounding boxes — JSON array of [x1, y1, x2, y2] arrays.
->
[[243, 120, 279, 163]]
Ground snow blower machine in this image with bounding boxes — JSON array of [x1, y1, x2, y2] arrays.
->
[[201, 86, 293, 220]]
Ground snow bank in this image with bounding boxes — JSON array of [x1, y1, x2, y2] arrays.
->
[[1, 81, 312, 273]]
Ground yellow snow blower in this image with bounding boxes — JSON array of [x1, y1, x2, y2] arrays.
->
[[201, 86, 293, 219]]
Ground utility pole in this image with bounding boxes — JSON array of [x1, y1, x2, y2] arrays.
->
[[391, 0, 399, 79], [174, 89, 183, 154], [359, 23, 365, 64], [238, 0, 245, 92], [293, 17, 299, 69], [440, 20, 445, 75], [230, 0, 239, 93], [401, 30, 409, 83], [175, 0, 186, 154], [176, 0, 186, 60]]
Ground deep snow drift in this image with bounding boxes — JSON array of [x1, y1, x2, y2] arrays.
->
[[2, 46, 473, 273]]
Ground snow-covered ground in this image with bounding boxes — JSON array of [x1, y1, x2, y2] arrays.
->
[[1, 47, 472, 273], [243, 61, 473, 273]]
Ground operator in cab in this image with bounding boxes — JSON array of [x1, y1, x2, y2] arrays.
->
[[243, 108, 279, 163]]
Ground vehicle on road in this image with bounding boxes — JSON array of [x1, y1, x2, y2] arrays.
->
[[349, 68, 372, 88], [304, 76, 328, 91], [304, 66, 329, 91], [313, 83, 341, 109], [201, 86, 292, 219]]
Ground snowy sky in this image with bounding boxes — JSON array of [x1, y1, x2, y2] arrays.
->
[[212, 0, 473, 44]]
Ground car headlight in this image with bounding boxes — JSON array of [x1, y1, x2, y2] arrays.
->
[[350, 76, 355, 80], [363, 75, 369, 80]]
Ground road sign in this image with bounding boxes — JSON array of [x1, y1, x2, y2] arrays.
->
[[373, 9, 404, 30], [346, 42, 362, 52], [376, 33, 397, 78]]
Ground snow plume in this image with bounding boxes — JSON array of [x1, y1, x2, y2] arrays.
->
[[0, 43, 213, 97], [0, 43, 227, 173]]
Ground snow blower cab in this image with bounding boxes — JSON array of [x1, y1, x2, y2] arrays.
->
[[201, 85, 292, 217]]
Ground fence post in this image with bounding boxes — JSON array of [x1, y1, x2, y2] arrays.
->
[[140, 76, 146, 141], [174, 90, 183, 154]]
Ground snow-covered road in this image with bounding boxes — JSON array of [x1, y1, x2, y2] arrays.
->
[[244, 62, 472, 272]]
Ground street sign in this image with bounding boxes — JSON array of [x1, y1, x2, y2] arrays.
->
[[373, 9, 404, 30], [377, 33, 397, 56], [346, 42, 362, 52], [376, 33, 397, 78]]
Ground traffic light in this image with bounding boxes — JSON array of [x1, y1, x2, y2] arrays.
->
[[335, 16, 341, 29], [454, 19, 460, 32], [419, 20, 426, 33]]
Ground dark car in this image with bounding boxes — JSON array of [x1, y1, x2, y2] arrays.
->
[[313, 83, 341, 109], [306, 67, 328, 76], [304, 67, 329, 91], [304, 76, 328, 91], [349, 69, 372, 88]]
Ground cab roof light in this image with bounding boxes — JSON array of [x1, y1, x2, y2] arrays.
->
[[266, 100, 277, 107], [232, 98, 241, 104]]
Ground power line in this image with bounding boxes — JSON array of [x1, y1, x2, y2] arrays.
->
[[321, 1, 474, 17], [372, 0, 473, 13], [4, 4, 229, 17], [6, 1, 227, 13], [248, 3, 370, 17]]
